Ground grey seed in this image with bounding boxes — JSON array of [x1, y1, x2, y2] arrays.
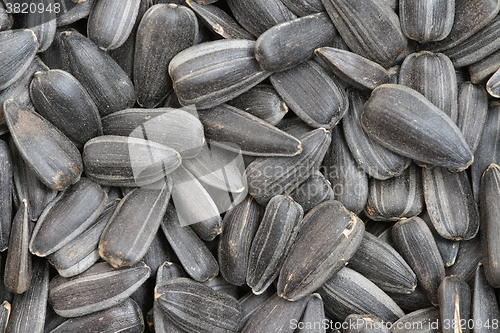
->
[[343, 89, 410, 180], [399, 52, 458, 123], [99, 180, 171, 268], [4, 199, 31, 294], [399, 0, 454, 43], [280, 0, 324, 16], [247, 195, 303, 294], [226, 0, 296, 37], [446, 237, 482, 284], [203, 276, 239, 299], [30, 69, 103, 150], [420, 210, 459, 267], [421, 0, 500, 52], [38, 27, 64, 70], [240, 293, 311, 333], [364, 221, 395, 246], [59, 29, 136, 116], [276, 117, 314, 139], [227, 84, 288, 125], [56, 0, 95, 27], [289, 170, 335, 213], [44, 304, 66, 333], [47, 201, 117, 277], [456, 82, 488, 155], [365, 162, 424, 221], [320, 0, 407, 68], [29, 178, 108, 257], [160, 202, 219, 282], [469, 49, 500, 84], [83, 135, 181, 187], [20, 0, 57, 52], [344, 314, 389, 333], [297, 294, 326, 333], [246, 128, 331, 205], [361, 84, 473, 172], [0, 29, 37, 90], [423, 167, 479, 241], [156, 261, 186, 284], [390, 307, 440, 333], [486, 67, 500, 97], [324, 124, 368, 214], [392, 217, 445, 305], [168, 39, 272, 109], [48, 298, 144, 333], [49, 261, 151, 318], [278, 200, 364, 301], [238, 289, 274, 330], [319, 267, 404, 322], [87, 0, 141, 51], [0, 301, 9, 333], [315, 47, 391, 91], [471, 264, 500, 331], [155, 277, 242, 333], [219, 195, 260, 286], [255, 12, 336, 73], [4, 99, 83, 191], [438, 276, 471, 333], [102, 108, 204, 159], [270, 59, 348, 129], [199, 104, 302, 157], [134, 4, 198, 108], [6, 257, 49, 333], [386, 287, 433, 315], [348, 232, 417, 295], [185, 0, 254, 40], [141, 231, 176, 277], [0, 140, 12, 251], [0, 2, 13, 31]]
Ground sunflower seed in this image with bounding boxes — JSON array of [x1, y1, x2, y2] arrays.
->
[[289, 170, 335, 213], [270, 60, 348, 129], [281, 0, 324, 16], [278, 200, 364, 301], [0, 2, 13, 31], [386, 287, 433, 314], [141, 230, 176, 277], [29, 69, 103, 150], [392, 217, 445, 305], [361, 84, 473, 171], [155, 277, 242, 333], [344, 314, 389, 333], [0, 140, 12, 251], [238, 289, 274, 330], [438, 276, 471, 333], [471, 264, 500, 330], [247, 195, 303, 294], [0, 29, 37, 90], [420, 210, 459, 267], [390, 307, 440, 333], [20, 0, 57, 52], [469, 49, 500, 84], [0, 301, 9, 333], [169, 39, 272, 109], [486, 67, 500, 97], [55, 0, 95, 27], [29, 178, 108, 257], [297, 294, 326, 333], [276, 117, 314, 138], [49, 261, 150, 318], [446, 236, 482, 284]]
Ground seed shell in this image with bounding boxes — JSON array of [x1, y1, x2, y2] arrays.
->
[[56, 0, 95, 27], [390, 307, 440, 333], [471, 264, 500, 330], [446, 236, 482, 284], [420, 210, 459, 267], [203, 276, 239, 299], [486, 67, 500, 97], [280, 0, 324, 16], [469, 49, 500, 84], [343, 314, 389, 333], [437, 276, 471, 333], [0, 29, 37, 90], [386, 287, 434, 316], [238, 289, 274, 330], [49, 261, 151, 318], [0, 140, 12, 251], [361, 84, 473, 172], [296, 294, 326, 333], [289, 170, 335, 213], [20, 0, 57, 52], [0, 301, 9, 333], [278, 200, 365, 301]]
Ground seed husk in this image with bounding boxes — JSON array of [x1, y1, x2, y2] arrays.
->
[[203, 276, 239, 299], [4, 99, 83, 191], [247, 195, 303, 294], [246, 128, 331, 205], [99, 180, 172, 268], [29, 178, 108, 257], [270, 59, 348, 129], [280, 0, 324, 16], [343, 89, 410, 180], [56, 0, 95, 27], [446, 236, 482, 284], [471, 264, 500, 330], [59, 29, 136, 116], [0, 29, 37, 90], [392, 217, 445, 305], [486, 67, 500, 98], [48, 297, 144, 333], [361, 84, 473, 172], [315, 47, 391, 91], [142, 231, 176, 277], [420, 210, 460, 267], [199, 104, 302, 157], [49, 261, 151, 318], [296, 294, 326, 333], [320, 0, 407, 68], [169, 39, 272, 109], [87, 0, 141, 51], [343, 314, 389, 333], [155, 277, 242, 333], [83, 135, 181, 187], [238, 289, 274, 330], [160, 202, 219, 282], [0, 140, 12, 251], [289, 170, 335, 213], [278, 200, 365, 301], [348, 232, 417, 295], [469, 49, 500, 84], [318, 267, 405, 322], [29, 69, 103, 150], [0, 301, 9, 333], [437, 276, 471, 333], [386, 287, 434, 314], [19, 0, 57, 52], [134, 4, 198, 108], [390, 307, 440, 333], [276, 117, 314, 139]]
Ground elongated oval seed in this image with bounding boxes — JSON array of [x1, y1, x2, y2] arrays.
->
[[49, 262, 150, 318], [29, 178, 108, 257], [471, 264, 500, 329], [0, 140, 12, 251], [155, 277, 242, 333], [29, 69, 103, 150], [390, 307, 440, 333], [289, 170, 335, 213], [278, 200, 365, 301], [20, 0, 57, 52], [87, 0, 141, 51], [420, 210, 459, 267], [392, 217, 445, 305], [469, 49, 500, 84], [361, 84, 473, 171], [4, 99, 83, 191], [486, 68, 500, 98], [169, 39, 272, 109], [270, 59, 348, 129], [437, 276, 471, 333], [199, 104, 302, 157], [446, 236, 482, 284]]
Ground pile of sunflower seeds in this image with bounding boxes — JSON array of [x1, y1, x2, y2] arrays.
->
[[0, 0, 499, 332]]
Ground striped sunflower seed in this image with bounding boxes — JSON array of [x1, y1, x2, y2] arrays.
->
[[471, 264, 500, 330], [386, 287, 433, 314], [0, 301, 9, 333], [446, 237, 482, 284], [238, 289, 274, 330], [390, 307, 440, 333], [289, 170, 335, 213], [55, 0, 95, 27], [280, 0, 324, 16], [203, 276, 239, 299], [0, 140, 11, 251], [0, 29, 37, 90], [437, 276, 471, 333], [296, 294, 326, 333], [486, 67, 500, 97], [469, 49, 500, 84], [20, 0, 57, 52], [420, 210, 460, 267]]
